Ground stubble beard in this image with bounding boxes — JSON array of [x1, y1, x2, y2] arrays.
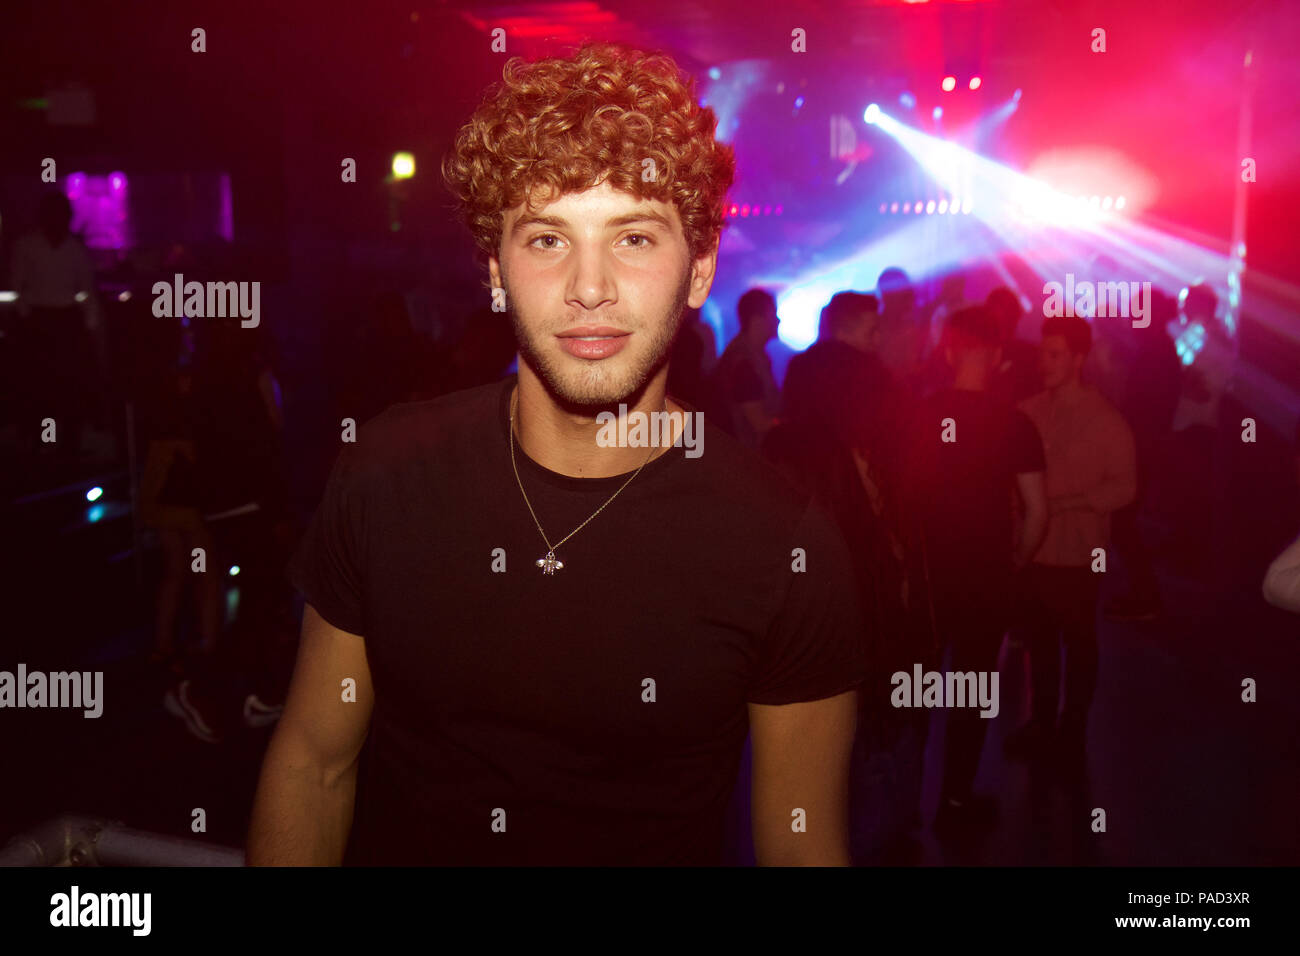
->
[[504, 266, 694, 412]]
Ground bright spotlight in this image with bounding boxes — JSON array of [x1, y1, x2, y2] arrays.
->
[[903, 203, 911, 213], [391, 152, 415, 179], [969, 77, 982, 91], [899, 92, 916, 109], [117, 291, 131, 302], [938, 199, 949, 214], [890, 202, 899, 213], [1115, 195, 1126, 209], [1102, 196, 1114, 210], [1013, 88, 1022, 102], [961, 198, 973, 214], [86, 486, 103, 502], [932, 106, 943, 121], [942, 76, 956, 92], [926, 200, 936, 214], [864, 103, 881, 124], [229, 565, 241, 576]]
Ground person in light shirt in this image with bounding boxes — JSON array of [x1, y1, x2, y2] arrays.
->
[[9, 190, 101, 472]]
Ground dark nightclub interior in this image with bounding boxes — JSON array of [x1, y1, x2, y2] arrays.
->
[[1, 0, 1298, 894]]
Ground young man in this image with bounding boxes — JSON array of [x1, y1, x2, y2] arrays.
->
[[1006, 316, 1136, 761], [247, 42, 867, 866], [903, 306, 1046, 833]]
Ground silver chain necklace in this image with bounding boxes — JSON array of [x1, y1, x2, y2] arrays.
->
[[508, 387, 658, 575]]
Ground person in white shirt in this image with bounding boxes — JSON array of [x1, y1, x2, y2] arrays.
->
[[9, 191, 101, 471]]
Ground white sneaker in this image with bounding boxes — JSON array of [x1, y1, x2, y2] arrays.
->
[[164, 680, 222, 744], [242, 693, 283, 729]]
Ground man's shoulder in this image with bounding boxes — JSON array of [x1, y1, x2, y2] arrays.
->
[[1084, 387, 1134, 439], [1018, 389, 1049, 419], [349, 378, 507, 468], [694, 413, 818, 527]]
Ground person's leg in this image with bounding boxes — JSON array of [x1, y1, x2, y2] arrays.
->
[[153, 528, 188, 658], [188, 522, 224, 655], [1006, 565, 1058, 756], [1058, 569, 1101, 747], [939, 591, 1005, 803], [1023, 565, 1060, 728]]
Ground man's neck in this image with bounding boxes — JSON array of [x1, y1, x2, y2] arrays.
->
[[951, 365, 989, 392], [511, 368, 684, 479], [1049, 378, 1085, 403]]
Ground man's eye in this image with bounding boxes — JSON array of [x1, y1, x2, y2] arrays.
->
[[530, 234, 562, 249], [622, 233, 653, 247]]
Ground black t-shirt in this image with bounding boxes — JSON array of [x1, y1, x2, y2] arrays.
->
[[287, 375, 867, 865], [904, 388, 1045, 583]]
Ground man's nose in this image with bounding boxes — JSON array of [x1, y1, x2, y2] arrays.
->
[[565, 246, 616, 311]]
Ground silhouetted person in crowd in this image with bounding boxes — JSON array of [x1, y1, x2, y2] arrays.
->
[[903, 306, 1047, 834], [781, 292, 886, 451], [1168, 282, 1234, 569], [876, 267, 923, 392], [336, 291, 435, 419], [142, 320, 291, 742], [667, 305, 717, 409], [1006, 316, 1136, 763], [709, 287, 781, 448], [763, 295, 913, 863], [985, 286, 1040, 405], [9, 190, 101, 477], [1105, 288, 1182, 620]]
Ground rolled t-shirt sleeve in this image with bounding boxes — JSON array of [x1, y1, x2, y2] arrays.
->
[[287, 443, 367, 636], [747, 498, 869, 705]]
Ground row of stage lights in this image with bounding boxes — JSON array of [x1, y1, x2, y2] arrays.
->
[[879, 195, 1128, 218], [724, 203, 784, 219], [879, 198, 974, 215]]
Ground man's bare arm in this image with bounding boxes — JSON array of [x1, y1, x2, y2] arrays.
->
[[1014, 470, 1048, 568], [246, 604, 374, 865], [749, 690, 857, 866]]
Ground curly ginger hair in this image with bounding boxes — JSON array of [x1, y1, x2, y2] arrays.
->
[[442, 42, 736, 268]]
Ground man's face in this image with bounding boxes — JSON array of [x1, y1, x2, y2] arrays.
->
[[1040, 334, 1083, 389], [489, 179, 716, 408], [850, 311, 880, 353]]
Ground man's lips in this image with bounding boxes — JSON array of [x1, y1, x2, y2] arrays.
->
[[555, 326, 631, 359], [556, 326, 630, 338]]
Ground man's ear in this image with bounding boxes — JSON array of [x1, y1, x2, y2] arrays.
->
[[687, 243, 718, 310], [489, 255, 503, 291]]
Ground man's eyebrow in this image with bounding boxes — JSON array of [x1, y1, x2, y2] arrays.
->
[[510, 214, 567, 236], [605, 211, 674, 230], [509, 209, 675, 237]]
